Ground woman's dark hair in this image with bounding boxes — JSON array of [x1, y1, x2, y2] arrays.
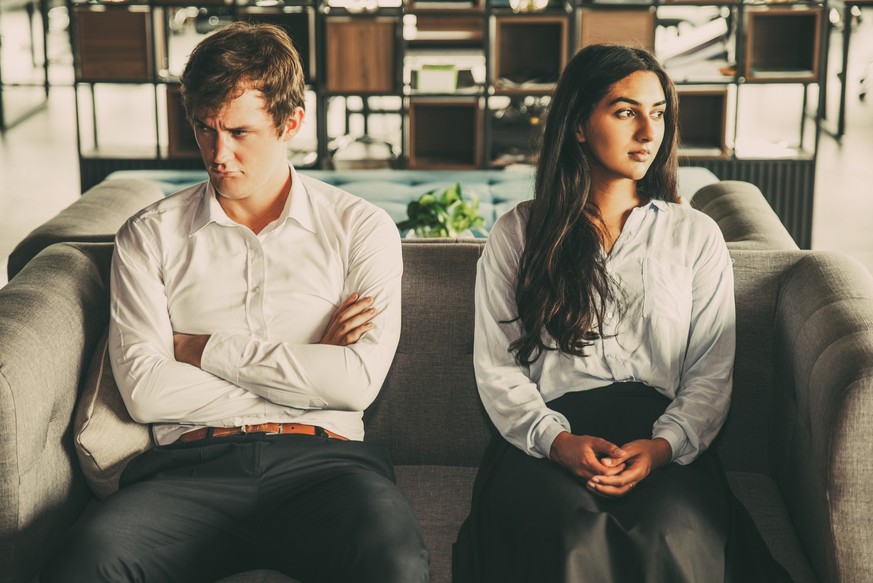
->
[[510, 44, 680, 366]]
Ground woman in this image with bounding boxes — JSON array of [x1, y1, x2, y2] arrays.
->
[[453, 44, 791, 582]]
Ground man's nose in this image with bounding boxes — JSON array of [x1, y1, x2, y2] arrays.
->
[[211, 132, 232, 165]]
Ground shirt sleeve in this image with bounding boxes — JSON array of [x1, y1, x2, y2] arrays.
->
[[652, 221, 736, 465], [473, 212, 571, 459], [109, 218, 304, 425], [199, 208, 402, 413]]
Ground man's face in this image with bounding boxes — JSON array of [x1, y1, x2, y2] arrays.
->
[[192, 87, 303, 203]]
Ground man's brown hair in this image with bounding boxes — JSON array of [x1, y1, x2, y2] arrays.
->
[[180, 21, 305, 133]]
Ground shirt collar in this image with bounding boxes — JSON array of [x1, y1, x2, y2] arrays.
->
[[647, 199, 669, 212], [188, 163, 315, 236], [286, 165, 316, 233]]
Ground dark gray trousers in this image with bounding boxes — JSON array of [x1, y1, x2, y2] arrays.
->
[[42, 433, 429, 583]]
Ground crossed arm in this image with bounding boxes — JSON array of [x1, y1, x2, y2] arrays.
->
[[173, 292, 378, 367]]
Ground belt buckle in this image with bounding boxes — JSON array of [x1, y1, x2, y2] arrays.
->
[[240, 424, 280, 436]]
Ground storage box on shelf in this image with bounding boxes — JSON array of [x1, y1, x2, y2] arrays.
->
[[578, 6, 655, 49]]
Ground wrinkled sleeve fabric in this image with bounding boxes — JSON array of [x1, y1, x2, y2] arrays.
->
[[109, 217, 301, 425], [473, 211, 570, 459], [199, 208, 402, 412], [652, 221, 736, 465]]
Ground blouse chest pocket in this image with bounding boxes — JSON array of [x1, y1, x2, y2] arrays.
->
[[643, 257, 692, 322]]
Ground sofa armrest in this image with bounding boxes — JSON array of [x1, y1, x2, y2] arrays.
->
[[6, 179, 163, 280], [0, 243, 113, 583], [774, 252, 873, 582], [692, 181, 798, 250]]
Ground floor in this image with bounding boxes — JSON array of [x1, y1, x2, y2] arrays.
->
[[1, 8, 872, 288]]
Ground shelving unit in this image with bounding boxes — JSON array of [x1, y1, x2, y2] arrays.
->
[[66, 0, 832, 247]]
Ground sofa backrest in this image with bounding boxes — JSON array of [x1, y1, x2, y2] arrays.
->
[[365, 240, 494, 466], [365, 242, 812, 474]]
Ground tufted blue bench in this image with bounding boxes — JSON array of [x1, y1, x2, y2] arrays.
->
[[106, 167, 720, 233]]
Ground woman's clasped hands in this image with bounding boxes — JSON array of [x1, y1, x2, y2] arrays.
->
[[549, 432, 673, 499]]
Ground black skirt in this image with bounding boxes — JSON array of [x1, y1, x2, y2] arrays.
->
[[453, 382, 792, 583]]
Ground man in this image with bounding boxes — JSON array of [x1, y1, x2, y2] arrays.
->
[[43, 22, 428, 582]]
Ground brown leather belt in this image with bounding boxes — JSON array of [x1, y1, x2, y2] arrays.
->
[[177, 422, 349, 444]]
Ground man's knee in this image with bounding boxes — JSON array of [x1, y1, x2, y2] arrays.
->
[[348, 491, 430, 582], [42, 530, 140, 583], [354, 520, 430, 583]]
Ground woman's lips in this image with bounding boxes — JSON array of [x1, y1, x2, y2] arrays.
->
[[629, 151, 652, 162]]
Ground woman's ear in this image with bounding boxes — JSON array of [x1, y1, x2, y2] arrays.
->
[[576, 126, 585, 143]]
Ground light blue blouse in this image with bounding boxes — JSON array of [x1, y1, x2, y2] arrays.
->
[[474, 199, 736, 465]]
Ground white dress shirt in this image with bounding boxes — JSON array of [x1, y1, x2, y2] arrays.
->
[[474, 199, 735, 465], [108, 166, 402, 446]]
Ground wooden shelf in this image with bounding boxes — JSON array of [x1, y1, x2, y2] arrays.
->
[[408, 98, 482, 168], [492, 16, 567, 93], [166, 85, 200, 159], [579, 7, 655, 50], [74, 7, 153, 82], [325, 17, 398, 93], [677, 86, 728, 157], [408, 0, 483, 11], [406, 14, 485, 47], [744, 7, 821, 83]]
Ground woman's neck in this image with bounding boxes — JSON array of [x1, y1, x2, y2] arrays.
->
[[588, 180, 645, 254]]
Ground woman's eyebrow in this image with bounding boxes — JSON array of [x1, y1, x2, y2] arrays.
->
[[607, 97, 667, 107]]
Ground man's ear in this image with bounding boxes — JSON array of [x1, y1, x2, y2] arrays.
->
[[576, 126, 585, 143], [281, 107, 305, 141]]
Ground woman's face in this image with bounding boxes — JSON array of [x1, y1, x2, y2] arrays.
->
[[577, 70, 667, 188]]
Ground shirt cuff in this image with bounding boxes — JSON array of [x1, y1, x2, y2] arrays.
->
[[533, 416, 571, 460], [200, 331, 242, 385], [652, 425, 686, 465]]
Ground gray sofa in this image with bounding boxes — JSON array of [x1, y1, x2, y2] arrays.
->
[[4, 175, 872, 583]]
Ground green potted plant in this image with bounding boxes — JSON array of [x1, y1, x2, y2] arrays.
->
[[396, 183, 486, 239]]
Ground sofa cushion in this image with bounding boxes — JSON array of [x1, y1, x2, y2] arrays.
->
[[74, 330, 152, 498]]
